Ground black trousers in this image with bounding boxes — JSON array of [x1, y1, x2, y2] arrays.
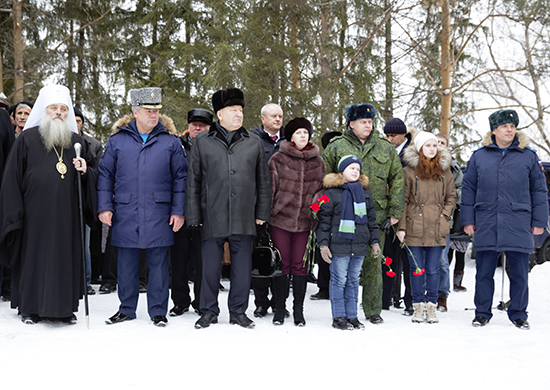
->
[[170, 226, 202, 311], [315, 247, 330, 294], [200, 235, 252, 316], [382, 230, 412, 308]]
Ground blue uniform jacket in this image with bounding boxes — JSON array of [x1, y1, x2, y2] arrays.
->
[[97, 114, 187, 248], [461, 132, 548, 253]]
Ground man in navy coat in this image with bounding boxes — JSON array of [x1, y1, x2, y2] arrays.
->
[[462, 109, 548, 330], [97, 87, 187, 327]]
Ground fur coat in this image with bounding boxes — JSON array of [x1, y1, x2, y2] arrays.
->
[[269, 140, 326, 232]]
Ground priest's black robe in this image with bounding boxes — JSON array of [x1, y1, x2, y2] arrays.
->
[[0, 126, 97, 318]]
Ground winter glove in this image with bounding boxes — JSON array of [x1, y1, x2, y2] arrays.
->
[[320, 246, 332, 264], [380, 218, 392, 235]]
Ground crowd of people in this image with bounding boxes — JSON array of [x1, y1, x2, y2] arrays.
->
[[0, 85, 547, 331]]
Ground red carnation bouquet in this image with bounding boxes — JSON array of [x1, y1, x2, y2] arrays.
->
[[303, 194, 330, 267]]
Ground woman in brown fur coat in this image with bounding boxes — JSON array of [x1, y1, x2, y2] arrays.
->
[[268, 117, 326, 326]]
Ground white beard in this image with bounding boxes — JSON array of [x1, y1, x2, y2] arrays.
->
[[39, 115, 73, 151]]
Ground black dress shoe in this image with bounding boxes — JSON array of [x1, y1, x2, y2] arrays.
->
[[87, 285, 96, 295], [472, 316, 489, 327], [105, 312, 134, 325], [99, 282, 116, 294], [21, 313, 41, 325], [59, 314, 78, 325], [195, 313, 218, 329], [512, 318, 530, 330], [230, 313, 255, 328], [253, 306, 268, 318], [367, 314, 384, 324], [169, 305, 189, 317], [152, 315, 168, 327], [402, 307, 414, 316], [310, 291, 329, 300]]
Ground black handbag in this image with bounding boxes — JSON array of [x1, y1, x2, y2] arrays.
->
[[251, 227, 282, 278], [450, 205, 463, 235]]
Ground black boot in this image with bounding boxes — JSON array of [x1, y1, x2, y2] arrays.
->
[[453, 271, 467, 292], [292, 275, 307, 326], [272, 275, 288, 325]]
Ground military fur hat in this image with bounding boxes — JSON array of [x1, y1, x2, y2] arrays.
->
[[188, 108, 213, 125], [489, 109, 519, 131], [212, 88, 245, 113], [130, 87, 162, 109], [284, 117, 313, 141], [345, 103, 376, 123]]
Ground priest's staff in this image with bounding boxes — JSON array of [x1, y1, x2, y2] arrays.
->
[[74, 142, 90, 329]]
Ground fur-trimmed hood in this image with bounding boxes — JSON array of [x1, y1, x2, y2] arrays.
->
[[402, 128, 452, 170], [323, 172, 369, 189], [482, 130, 529, 149], [111, 113, 178, 135]]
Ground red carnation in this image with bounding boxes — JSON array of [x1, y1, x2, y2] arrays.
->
[[413, 268, 425, 276], [386, 271, 396, 278], [310, 203, 321, 212], [384, 256, 393, 266], [318, 194, 330, 204]]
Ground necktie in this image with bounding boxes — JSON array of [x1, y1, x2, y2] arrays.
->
[[270, 135, 277, 142]]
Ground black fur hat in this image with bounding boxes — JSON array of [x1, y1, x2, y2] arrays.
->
[[489, 109, 519, 131], [212, 88, 245, 113], [321, 131, 342, 149], [74, 107, 85, 125], [345, 103, 376, 123], [284, 117, 313, 141], [188, 108, 213, 125]]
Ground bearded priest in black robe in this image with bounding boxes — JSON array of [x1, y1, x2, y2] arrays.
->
[[0, 85, 97, 324]]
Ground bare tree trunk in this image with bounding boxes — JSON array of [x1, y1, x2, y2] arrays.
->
[[13, 0, 24, 102], [290, 5, 300, 89], [0, 49, 3, 94], [384, 0, 392, 121], [75, 27, 85, 106], [68, 19, 74, 98], [440, 0, 451, 136]]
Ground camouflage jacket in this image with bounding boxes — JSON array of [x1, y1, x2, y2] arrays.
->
[[322, 128, 404, 224]]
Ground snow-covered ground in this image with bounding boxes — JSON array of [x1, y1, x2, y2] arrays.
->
[[1, 256, 549, 389]]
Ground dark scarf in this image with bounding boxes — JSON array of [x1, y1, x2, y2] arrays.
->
[[338, 182, 367, 239]]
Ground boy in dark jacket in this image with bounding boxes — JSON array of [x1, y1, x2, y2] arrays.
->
[[317, 155, 381, 330]]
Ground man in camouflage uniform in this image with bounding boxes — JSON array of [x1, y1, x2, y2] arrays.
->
[[322, 103, 404, 324]]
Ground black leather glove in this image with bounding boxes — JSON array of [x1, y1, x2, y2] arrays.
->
[[380, 218, 392, 235]]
